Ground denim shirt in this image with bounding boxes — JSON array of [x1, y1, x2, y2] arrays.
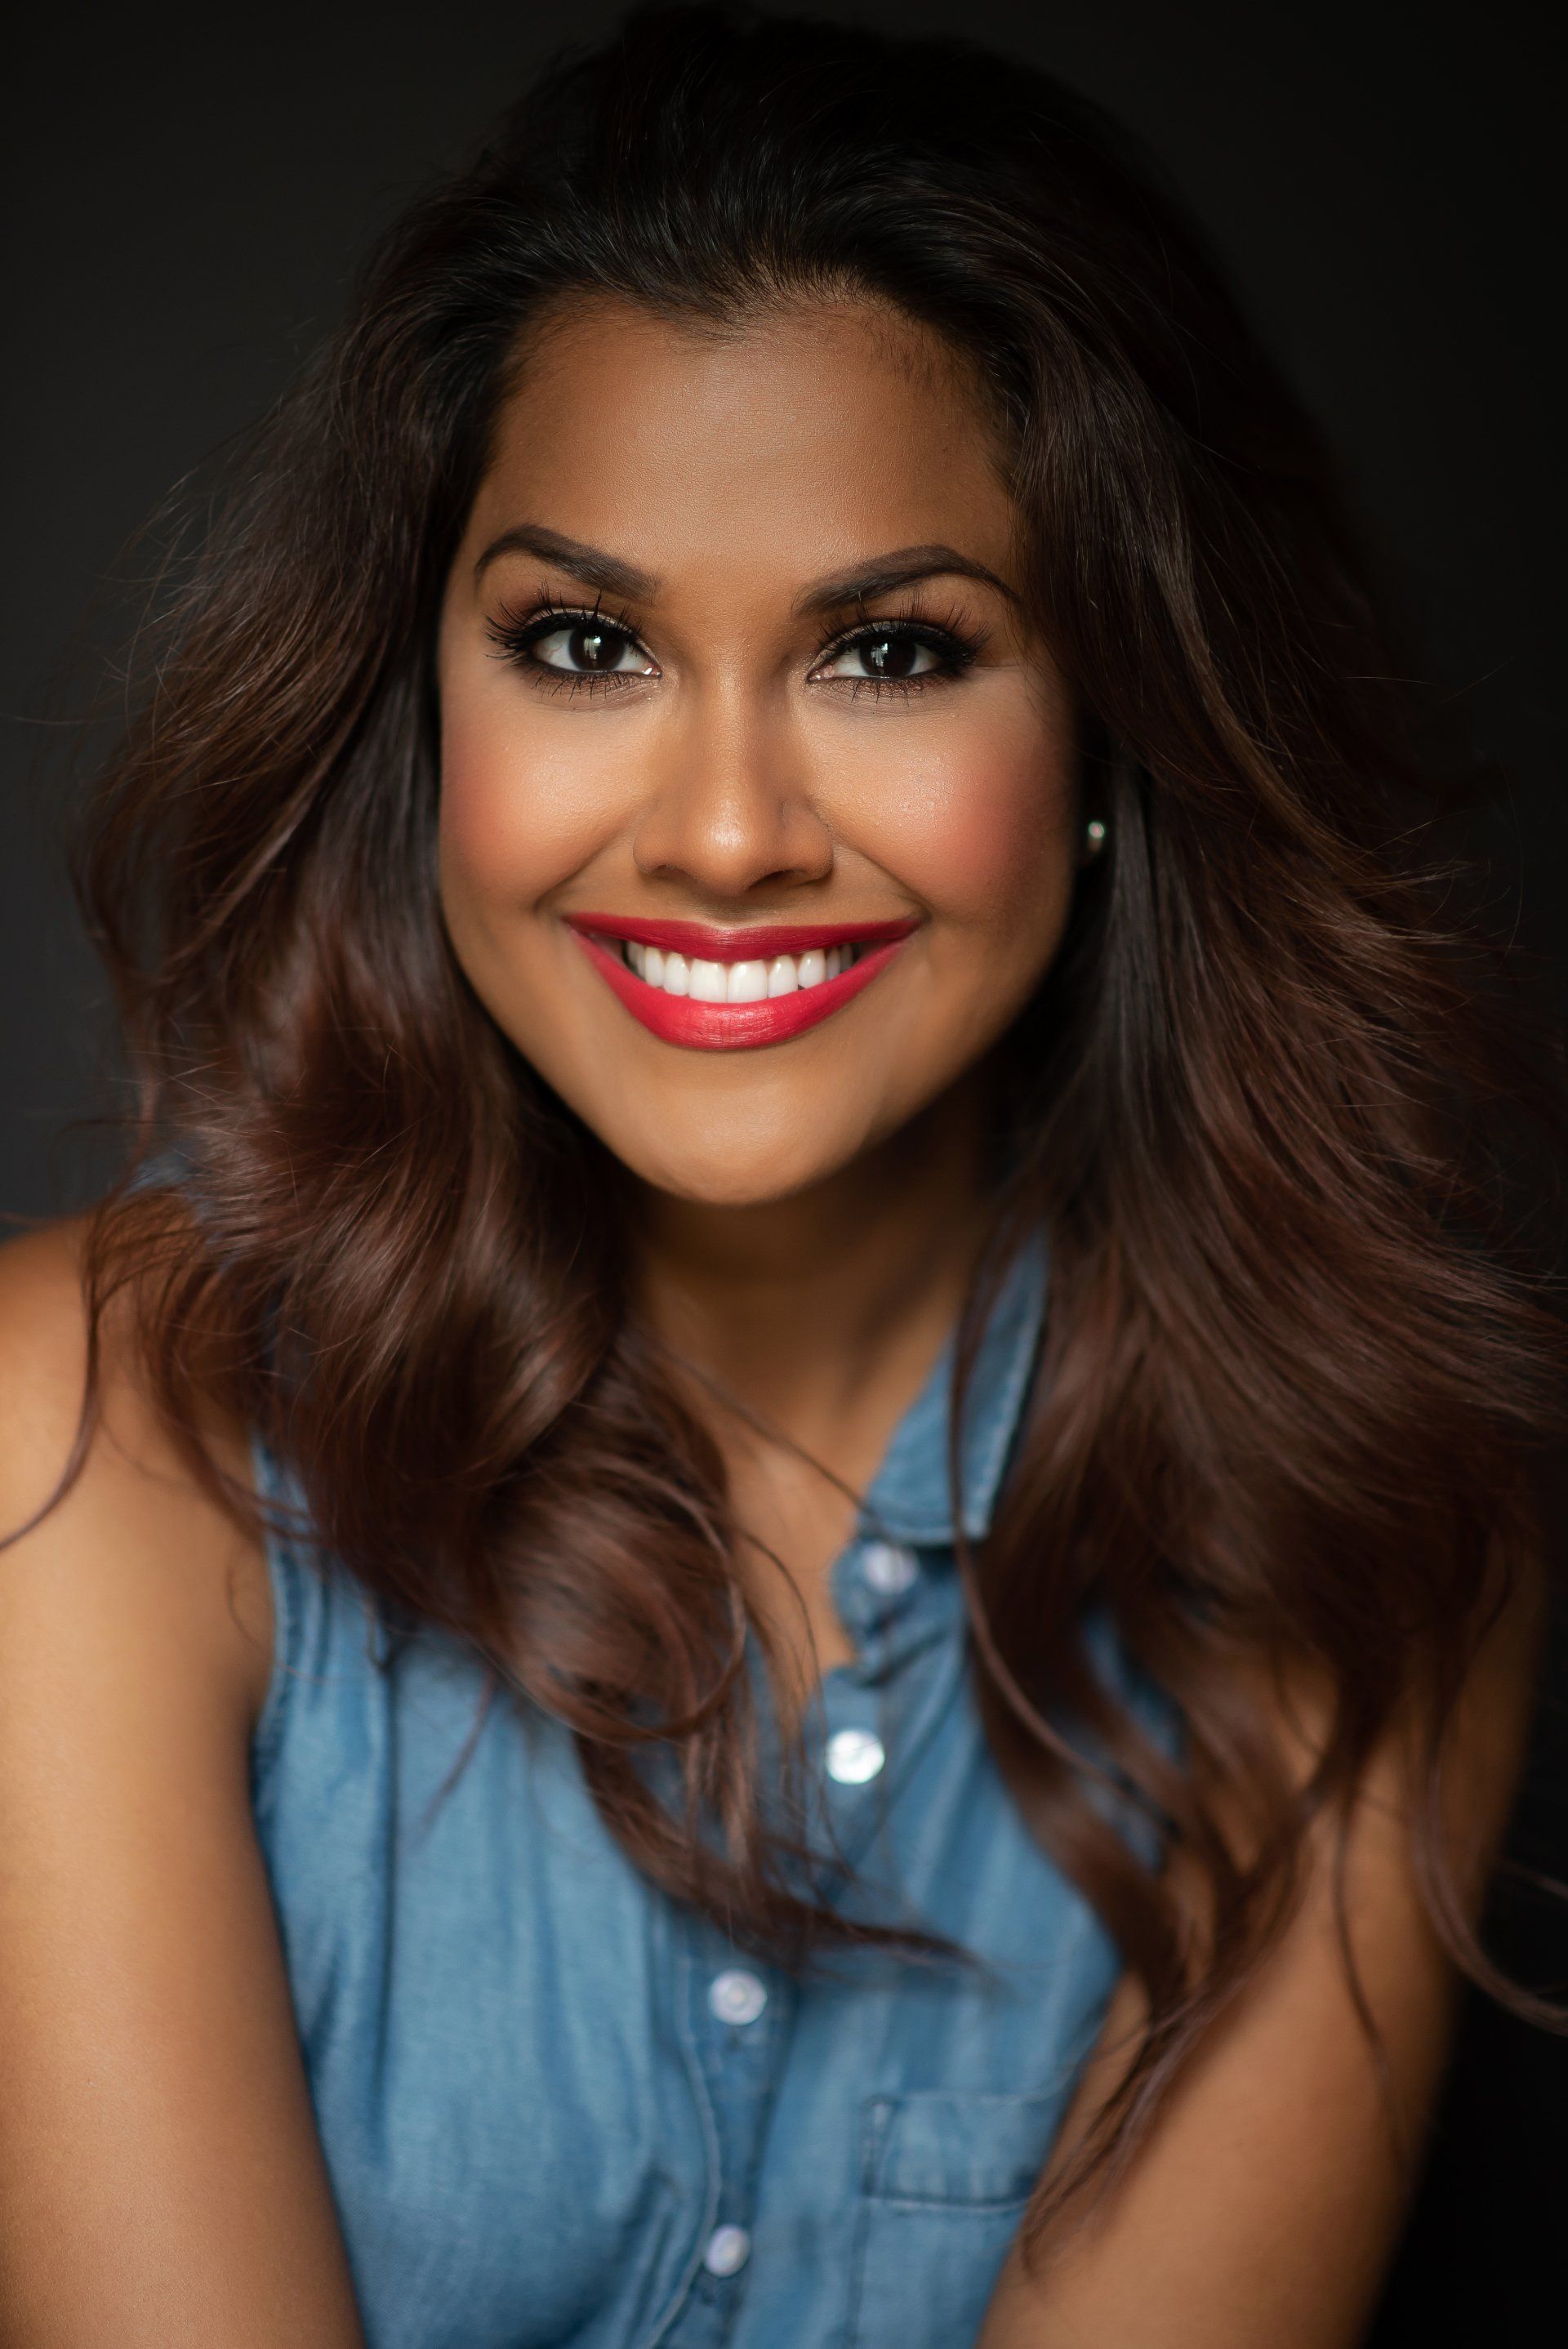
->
[[249, 1241, 1174, 2348]]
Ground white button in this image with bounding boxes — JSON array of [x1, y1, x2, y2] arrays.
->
[[862, 1540, 917, 1595], [826, 1727, 885, 1784], [702, 2223, 751, 2276], [708, 1968, 768, 2026]]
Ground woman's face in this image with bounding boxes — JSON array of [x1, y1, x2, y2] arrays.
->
[[438, 296, 1080, 1206]]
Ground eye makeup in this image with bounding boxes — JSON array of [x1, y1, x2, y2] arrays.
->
[[482, 586, 990, 698], [483, 590, 653, 696], [808, 598, 988, 696]]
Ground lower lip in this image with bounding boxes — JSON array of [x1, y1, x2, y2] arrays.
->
[[569, 930, 912, 1050]]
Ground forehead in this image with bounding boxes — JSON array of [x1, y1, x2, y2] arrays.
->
[[466, 295, 1017, 585]]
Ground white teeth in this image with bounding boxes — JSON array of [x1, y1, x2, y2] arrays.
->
[[612, 938, 865, 1001], [726, 960, 768, 1003]]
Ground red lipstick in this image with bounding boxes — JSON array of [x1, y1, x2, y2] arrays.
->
[[564, 913, 920, 1051]]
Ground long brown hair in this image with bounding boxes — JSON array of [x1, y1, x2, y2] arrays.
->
[[69, 1, 1565, 2231]]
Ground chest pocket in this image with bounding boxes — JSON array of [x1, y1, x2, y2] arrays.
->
[[847, 2089, 1064, 2348]]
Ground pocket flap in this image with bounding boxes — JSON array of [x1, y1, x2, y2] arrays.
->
[[861, 2088, 1064, 2207]]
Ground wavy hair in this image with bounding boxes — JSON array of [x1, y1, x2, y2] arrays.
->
[[70, 1, 1564, 2233]]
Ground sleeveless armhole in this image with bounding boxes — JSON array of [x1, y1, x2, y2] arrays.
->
[[246, 1429, 303, 1805], [117, 1153, 324, 1807], [243, 1429, 406, 1820]]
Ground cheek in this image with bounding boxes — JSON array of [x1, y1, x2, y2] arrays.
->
[[437, 689, 619, 912], [438, 698, 528, 902], [862, 722, 1076, 947]]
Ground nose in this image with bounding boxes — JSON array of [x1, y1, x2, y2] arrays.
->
[[630, 689, 834, 899]]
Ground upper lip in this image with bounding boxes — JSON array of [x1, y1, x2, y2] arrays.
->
[[564, 912, 921, 960]]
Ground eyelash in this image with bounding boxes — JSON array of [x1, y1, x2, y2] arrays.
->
[[483, 586, 987, 699]]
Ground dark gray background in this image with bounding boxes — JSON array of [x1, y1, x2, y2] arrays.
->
[[6, 0, 1565, 2330]]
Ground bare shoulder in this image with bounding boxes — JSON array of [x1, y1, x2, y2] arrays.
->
[[0, 1215, 274, 1736], [0, 1219, 365, 2342]]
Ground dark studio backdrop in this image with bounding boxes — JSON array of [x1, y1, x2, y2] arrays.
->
[[5, 0, 1565, 2333]]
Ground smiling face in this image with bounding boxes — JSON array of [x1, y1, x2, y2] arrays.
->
[[437, 296, 1081, 1206]]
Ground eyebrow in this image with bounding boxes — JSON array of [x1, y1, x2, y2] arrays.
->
[[793, 544, 1020, 615], [475, 524, 1019, 613], [474, 522, 659, 602]]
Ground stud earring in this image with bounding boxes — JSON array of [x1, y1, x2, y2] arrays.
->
[[1083, 816, 1107, 859]]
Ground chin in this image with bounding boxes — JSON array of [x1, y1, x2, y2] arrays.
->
[[604, 1120, 868, 1210]]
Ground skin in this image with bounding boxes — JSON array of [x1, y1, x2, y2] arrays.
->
[[0, 293, 1539, 2346], [437, 294, 1080, 1213]]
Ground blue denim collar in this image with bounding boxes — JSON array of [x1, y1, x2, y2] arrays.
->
[[857, 1233, 1049, 1550]]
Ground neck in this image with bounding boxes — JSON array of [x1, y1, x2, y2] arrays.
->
[[634, 1074, 992, 1467]]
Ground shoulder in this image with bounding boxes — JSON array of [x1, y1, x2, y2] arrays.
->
[[0, 1216, 98, 1447], [0, 1215, 274, 1737], [0, 1222, 368, 2339]]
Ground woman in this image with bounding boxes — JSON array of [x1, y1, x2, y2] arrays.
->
[[0, 7, 1557, 2344]]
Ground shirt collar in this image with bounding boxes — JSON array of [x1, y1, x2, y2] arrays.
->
[[857, 1232, 1049, 1550]]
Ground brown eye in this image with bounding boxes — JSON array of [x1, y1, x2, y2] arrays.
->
[[861, 633, 925, 678], [529, 622, 653, 677], [813, 626, 954, 684]]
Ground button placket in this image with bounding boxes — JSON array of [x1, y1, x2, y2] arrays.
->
[[807, 1549, 971, 1899], [813, 1534, 925, 1844], [660, 1928, 791, 2342], [833, 1532, 924, 1651]]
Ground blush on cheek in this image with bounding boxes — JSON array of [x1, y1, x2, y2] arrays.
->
[[880, 745, 1076, 934], [437, 699, 533, 887], [439, 701, 617, 910]]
